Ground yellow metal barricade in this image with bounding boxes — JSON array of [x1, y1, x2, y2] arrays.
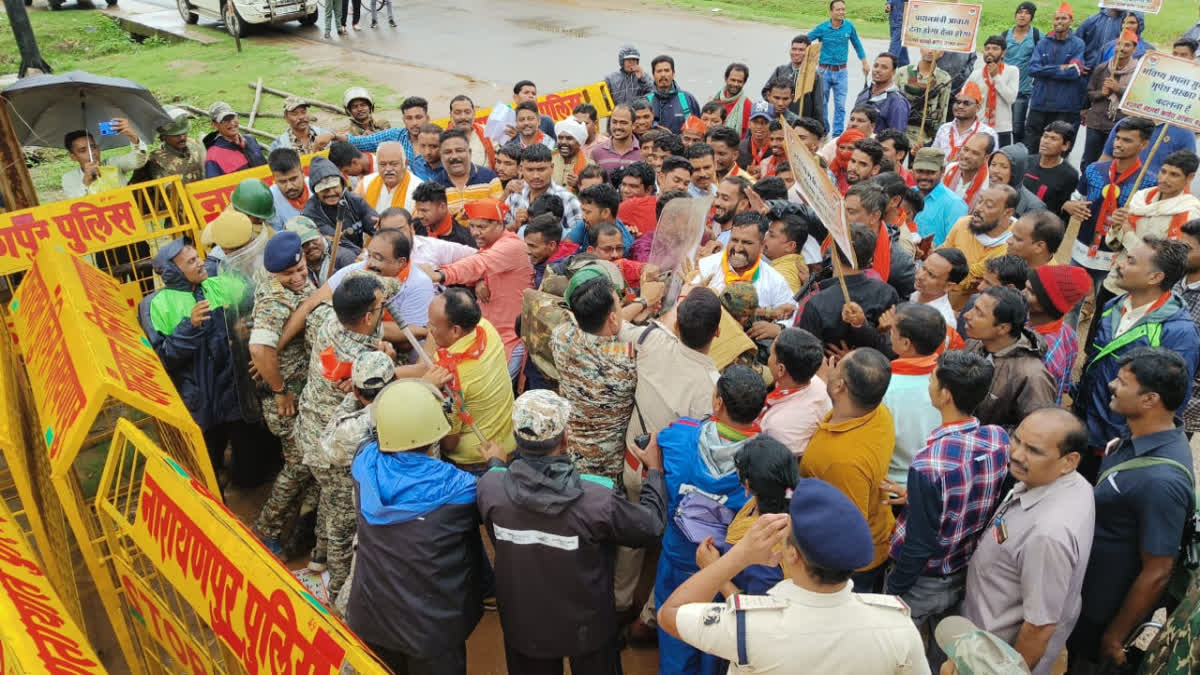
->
[[8, 245, 219, 674], [184, 152, 327, 225], [0, 494, 106, 674], [96, 419, 390, 674], [431, 80, 616, 127]]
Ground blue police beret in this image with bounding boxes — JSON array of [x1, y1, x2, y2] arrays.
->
[[264, 231, 303, 273], [788, 478, 874, 571]]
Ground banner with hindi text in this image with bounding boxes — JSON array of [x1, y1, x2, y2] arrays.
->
[[1099, 0, 1162, 15], [901, 1, 982, 54], [431, 80, 616, 129], [1118, 51, 1200, 134], [184, 151, 325, 225], [780, 119, 855, 268]]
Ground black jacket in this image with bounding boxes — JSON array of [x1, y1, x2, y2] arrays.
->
[[798, 273, 899, 356], [477, 455, 667, 658], [301, 156, 377, 254], [761, 63, 826, 123]]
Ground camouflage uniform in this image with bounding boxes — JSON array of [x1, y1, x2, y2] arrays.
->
[[550, 321, 636, 488], [146, 139, 206, 184], [251, 276, 323, 539], [341, 117, 391, 137], [313, 394, 372, 599], [1141, 574, 1200, 674]]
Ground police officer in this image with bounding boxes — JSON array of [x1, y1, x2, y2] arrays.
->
[[658, 478, 931, 674], [342, 87, 391, 137], [145, 107, 205, 183], [250, 231, 325, 556], [230, 178, 277, 238]]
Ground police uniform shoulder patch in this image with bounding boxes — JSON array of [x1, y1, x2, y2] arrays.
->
[[855, 593, 912, 617], [728, 594, 789, 611]]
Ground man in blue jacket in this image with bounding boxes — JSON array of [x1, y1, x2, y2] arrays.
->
[[1024, 3, 1086, 155], [1075, 7, 1142, 71], [1074, 236, 1200, 482], [646, 55, 701, 135]]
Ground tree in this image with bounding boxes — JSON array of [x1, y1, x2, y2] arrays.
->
[[4, 0, 53, 77]]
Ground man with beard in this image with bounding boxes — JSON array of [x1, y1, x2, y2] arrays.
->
[[434, 129, 504, 217], [1023, 264, 1092, 404], [845, 182, 918, 300], [1024, 4, 1086, 153], [712, 175, 750, 246], [1081, 29, 1138, 169], [942, 185, 1019, 308], [854, 53, 910, 134], [762, 78, 802, 126], [340, 87, 390, 138], [409, 124, 444, 182], [895, 48, 952, 149], [145, 109, 205, 184], [706, 126, 744, 181], [698, 213, 796, 318], [845, 138, 883, 189], [346, 96, 427, 164], [932, 83, 999, 164], [590, 105, 643, 175], [604, 44, 655, 107], [713, 62, 754, 138], [301, 156, 378, 262], [942, 134, 995, 210], [647, 55, 702, 134], [270, 97, 336, 154], [267, 149, 310, 230], [573, 104, 608, 159], [912, 148, 968, 246], [449, 95, 497, 171], [685, 143, 717, 198], [762, 34, 825, 122], [354, 142, 423, 213], [966, 36, 1020, 148], [551, 117, 594, 191], [285, 216, 335, 287], [412, 182, 476, 249], [506, 144, 583, 233]]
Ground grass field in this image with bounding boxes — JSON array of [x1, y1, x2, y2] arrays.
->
[[665, 0, 1195, 48], [0, 10, 396, 198]]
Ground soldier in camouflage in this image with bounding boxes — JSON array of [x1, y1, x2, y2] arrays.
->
[[145, 109, 206, 184], [1140, 574, 1200, 674], [250, 231, 322, 556], [314, 349, 395, 603], [295, 273, 391, 570]]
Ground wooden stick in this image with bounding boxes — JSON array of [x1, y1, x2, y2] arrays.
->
[[248, 77, 263, 128], [248, 83, 343, 114], [326, 212, 344, 281], [831, 244, 852, 308], [176, 103, 276, 141], [403, 324, 489, 445], [1054, 216, 1081, 265], [1131, 123, 1169, 195], [917, 66, 934, 148]]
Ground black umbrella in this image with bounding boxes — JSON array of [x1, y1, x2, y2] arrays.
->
[[2, 70, 171, 151]]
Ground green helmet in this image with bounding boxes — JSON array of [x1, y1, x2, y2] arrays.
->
[[371, 379, 452, 452], [231, 178, 275, 220]]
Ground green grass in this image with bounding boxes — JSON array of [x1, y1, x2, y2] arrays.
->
[[663, 0, 1194, 49], [0, 10, 397, 199]]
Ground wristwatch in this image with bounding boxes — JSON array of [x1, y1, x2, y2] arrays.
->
[[632, 298, 648, 310], [271, 382, 289, 395]]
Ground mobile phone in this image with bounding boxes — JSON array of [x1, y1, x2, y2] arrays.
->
[[98, 120, 119, 136]]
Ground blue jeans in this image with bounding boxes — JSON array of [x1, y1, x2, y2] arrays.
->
[[1011, 93, 1030, 147], [888, 1, 909, 67], [821, 66, 849, 137]]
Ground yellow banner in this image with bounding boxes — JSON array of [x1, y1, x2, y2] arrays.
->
[[9, 246, 205, 484], [431, 80, 616, 128], [185, 151, 326, 225], [0, 504, 105, 674], [113, 428, 388, 674], [781, 119, 854, 267], [1119, 52, 1200, 134], [901, 1, 982, 54]]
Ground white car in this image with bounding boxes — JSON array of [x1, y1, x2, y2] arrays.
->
[[177, 0, 319, 37]]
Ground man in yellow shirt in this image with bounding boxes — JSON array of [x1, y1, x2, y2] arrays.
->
[[764, 203, 818, 294], [941, 184, 1018, 309], [800, 347, 896, 593], [423, 287, 515, 472]]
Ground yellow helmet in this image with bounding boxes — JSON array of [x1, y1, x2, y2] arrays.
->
[[371, 379, 452, 452]]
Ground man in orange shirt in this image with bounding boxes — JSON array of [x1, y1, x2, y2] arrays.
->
[[800, 347, 896, 593], [421, 199, 533, 377]]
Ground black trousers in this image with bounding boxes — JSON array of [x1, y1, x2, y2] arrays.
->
[[367, 642, 466, 675], [504, 640, 623, 675], [203, 420, 281, 489], [340, 0, 361, 25], [1024, 109, 1080, 156]]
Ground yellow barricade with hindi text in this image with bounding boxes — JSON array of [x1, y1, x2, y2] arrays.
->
[[431, 80, 616, 128], [9, 245, 218, 674], [0, 497, 106, 675], [96, 419, 391, 675], [184, 151, 326, 225]]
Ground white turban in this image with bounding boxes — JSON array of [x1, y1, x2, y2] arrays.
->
[[554, 117, 588, 145]]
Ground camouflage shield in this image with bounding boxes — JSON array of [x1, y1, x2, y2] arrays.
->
[[649, 195, 712, 308], [218, 230, 269, 423]]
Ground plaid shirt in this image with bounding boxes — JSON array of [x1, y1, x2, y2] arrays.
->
[[1174, 278, 1200, 431], [888, 418, 1009, 592], [505, 182, 583, 233], [1038, 321, 1078, 405], [347, 126, 414, 162]]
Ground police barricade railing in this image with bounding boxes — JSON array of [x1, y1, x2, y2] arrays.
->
[[96, 418, 391, 675], [184, 151, 327, 225], [0, 493, 106, 674], [8, 245, 219, 674], [0, 176, 204, 305], [430, 80, 616, 128]]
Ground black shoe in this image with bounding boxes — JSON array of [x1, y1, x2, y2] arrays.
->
[[388, 18, 396, 26], [284, 509, 318, 560]]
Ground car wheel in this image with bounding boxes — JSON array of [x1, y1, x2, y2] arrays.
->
[[47, 0, 63, 9], [221, 1, 248, 37], [106, 0, 119, 5], [177, 0, 199, 22], [24, 0, 32, 6], [298, 10, 317, 25]]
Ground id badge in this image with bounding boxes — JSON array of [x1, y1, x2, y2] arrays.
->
[[992, 517, 1008, 544]]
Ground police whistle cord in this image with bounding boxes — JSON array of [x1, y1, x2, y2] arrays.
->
[[402, 323, 488, 445]]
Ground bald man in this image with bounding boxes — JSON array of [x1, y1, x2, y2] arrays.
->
[[354, 141, 424, 212]]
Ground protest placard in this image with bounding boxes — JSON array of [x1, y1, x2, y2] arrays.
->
[[901, 1, 982, 54], [1119, 52, 1200, 134], [1099, 0, 1162, 15], [780, 119, 854, 269]]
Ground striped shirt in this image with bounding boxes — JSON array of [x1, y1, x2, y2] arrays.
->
[[432, 165, 503, 215]]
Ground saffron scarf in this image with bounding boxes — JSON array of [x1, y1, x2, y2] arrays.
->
[[943, 163, 989, 207], [285, 182, 310, 212], [872, 222, 892, 282], [1090, 159, 1142, 257], [365, 170, 412, 211], [435, 324, 488, 426], [430, 213, 455, 239], [946, 119, 982, 162], [714, 89, 752, 137], [829, 129, 865, 191], [747, 136, 771, 166], [1127, 188, 1193, 239], [981, 64, 1005, 127], [721, 248, 762, 285], [890, 353, 939, 376], [1032, 317, 1064, 336]]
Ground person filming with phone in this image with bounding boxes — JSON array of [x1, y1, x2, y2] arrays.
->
[[61, 117, 148, 198]]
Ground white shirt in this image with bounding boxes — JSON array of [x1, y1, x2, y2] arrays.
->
[[676, 580, 930, 674], [327, 263, 435, 327], [932, 119, 999, 162], [356, 171, 424, 213], [965, 65, 1021, 133], [697, 251, 795, 310], [61, 140, 149, 198], [410, 234, 475, 269], [910, 290, 956, 328]]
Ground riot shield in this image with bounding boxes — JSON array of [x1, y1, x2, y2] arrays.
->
[[218, 231, 269, 423], [649, 195, 711, 309]]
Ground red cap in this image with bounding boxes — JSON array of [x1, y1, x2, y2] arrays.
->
[[1119, 28, 1139, 45], [681, 115, 708, 134], [1032, 264, 1092, 315], [463, 198, 508, 222], [958, 81, 984, 103], [1056, 2, 1073, 17]]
